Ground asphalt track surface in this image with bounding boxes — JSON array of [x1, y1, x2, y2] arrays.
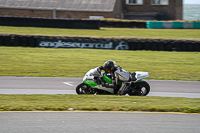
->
[[0, 112, 200, 133], [0, 76, 200, 98], [1, 77, 200, 133]]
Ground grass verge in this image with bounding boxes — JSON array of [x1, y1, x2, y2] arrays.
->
[[0, 95, 200, 113], [0, 26, 200, 40], [0, 47, 200, 81]]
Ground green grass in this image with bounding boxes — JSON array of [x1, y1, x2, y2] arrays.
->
[[0, 47, 200, 81], [0, 95, 200, 113], [0, 26, 200, 39]]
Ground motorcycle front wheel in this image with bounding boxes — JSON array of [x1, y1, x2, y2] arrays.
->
[[128, 81, 150, 96], [76, 82, 96, 95]]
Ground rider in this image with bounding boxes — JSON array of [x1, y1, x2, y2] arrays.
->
[[97, 61, 130, 95], [98, 61, 119, 76]]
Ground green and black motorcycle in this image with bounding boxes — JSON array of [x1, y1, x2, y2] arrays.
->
[[76, 68, 150, 96]]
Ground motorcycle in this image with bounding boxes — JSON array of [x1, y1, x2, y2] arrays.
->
[[76, 68, 150, 96]]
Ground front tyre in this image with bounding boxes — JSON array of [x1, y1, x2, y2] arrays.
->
[[76, 82, 96, 95], [129, 81, 150, 96]]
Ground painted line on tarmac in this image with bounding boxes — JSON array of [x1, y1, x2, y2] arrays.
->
[[63, 82, 74, 86]]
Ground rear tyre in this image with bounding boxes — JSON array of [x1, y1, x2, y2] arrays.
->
[[128, 81, 150, 96], [76, 82, 96, 95]]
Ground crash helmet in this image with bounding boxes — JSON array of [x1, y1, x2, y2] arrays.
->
[[104, 61, 116, 73]]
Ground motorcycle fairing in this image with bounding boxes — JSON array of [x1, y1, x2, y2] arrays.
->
[[95, 85, 114, 93], [83, 80, 99, 88], [135, 71, 149, 82]]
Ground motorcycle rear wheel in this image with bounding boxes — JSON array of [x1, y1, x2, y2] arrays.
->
[[76, 82, 96, 95], [128, 81, 150, 96]]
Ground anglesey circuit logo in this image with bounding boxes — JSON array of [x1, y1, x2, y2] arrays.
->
[[115, 42, 129, 50], [39, 40, 129, 50]]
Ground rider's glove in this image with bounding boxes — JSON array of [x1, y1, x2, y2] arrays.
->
[[97, 66, 104, 75], [99, 66, 104, 70]]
